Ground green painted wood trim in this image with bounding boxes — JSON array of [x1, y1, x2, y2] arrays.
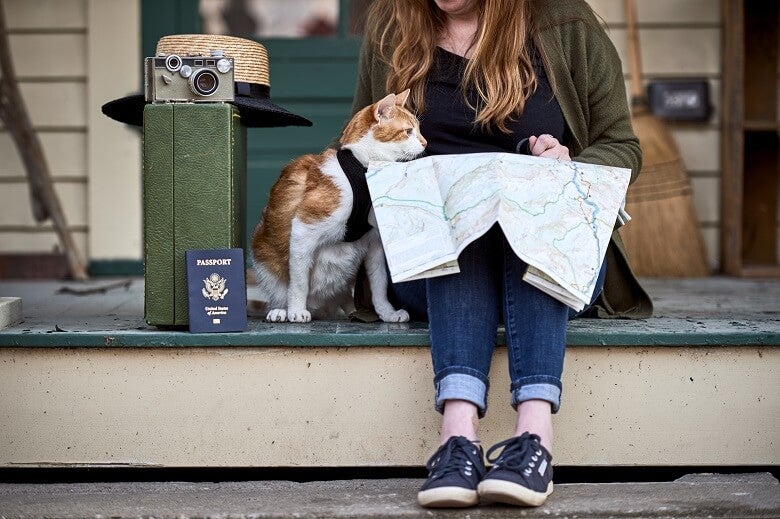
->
[[88, 260, 144, 277], [262, 38, 362, 58], [141, 0, 200, 65], [1, 320, 778, 348]]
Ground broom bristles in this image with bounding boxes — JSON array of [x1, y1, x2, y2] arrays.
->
[[621, 111, 710, 277], [631, 111, 684, 165]]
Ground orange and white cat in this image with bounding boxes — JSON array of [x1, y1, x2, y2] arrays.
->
[[251, 90, 427, 322]]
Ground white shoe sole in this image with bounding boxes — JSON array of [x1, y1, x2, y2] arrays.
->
[[417, 486, 479, 508], [477, 478, 553, 507]]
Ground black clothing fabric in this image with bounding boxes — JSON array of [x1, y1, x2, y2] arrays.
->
[[421, 47, 566, 156]]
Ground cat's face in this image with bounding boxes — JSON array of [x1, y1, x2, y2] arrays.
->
[[341, 90, 427, 163]]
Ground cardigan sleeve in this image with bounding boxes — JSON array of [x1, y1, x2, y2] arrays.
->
[[573, 21, 642, 185], [539, 0, 642, 185]]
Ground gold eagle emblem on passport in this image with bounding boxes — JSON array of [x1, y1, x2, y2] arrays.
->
[[202, 273, 229, 301]]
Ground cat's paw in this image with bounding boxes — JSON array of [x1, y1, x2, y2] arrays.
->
[[379, 309, 410, 323], [266, 308, 287, 322], [287, 309, 312, 323]]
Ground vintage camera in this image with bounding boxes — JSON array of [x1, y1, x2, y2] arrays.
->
[[145, 51, 235, 103]]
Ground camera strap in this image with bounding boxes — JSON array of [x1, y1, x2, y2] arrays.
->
[[336, 148, 373, 243]]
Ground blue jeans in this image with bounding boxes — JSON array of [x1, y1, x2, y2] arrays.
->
[[389, 224, 606, 417]]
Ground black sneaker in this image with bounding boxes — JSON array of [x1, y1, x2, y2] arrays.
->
[[477, 432, 553, 506], [417, 436, 486, 508]]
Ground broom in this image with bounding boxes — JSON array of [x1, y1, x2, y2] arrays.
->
[[619, 0, 710, 277]]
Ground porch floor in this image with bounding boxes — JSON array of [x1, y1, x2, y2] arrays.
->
[[0, 277, 777, 347]]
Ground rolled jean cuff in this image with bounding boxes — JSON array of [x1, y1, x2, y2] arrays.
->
[[511, 380, 562, 414], [434, 372, 488, 418]]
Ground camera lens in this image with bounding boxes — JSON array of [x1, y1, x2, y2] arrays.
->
[[165, 54, 182, 72], [190, 69, 219, 96]]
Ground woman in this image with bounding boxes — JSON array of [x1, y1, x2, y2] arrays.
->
[[347, 0, 652, 508]]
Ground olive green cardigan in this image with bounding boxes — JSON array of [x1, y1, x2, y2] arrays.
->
[[348, 0, 653, 319]]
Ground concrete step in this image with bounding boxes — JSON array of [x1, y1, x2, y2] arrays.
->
[[0, 278, 777, 469], [0, 297, 21, 330], [0, 473, 778, 518]]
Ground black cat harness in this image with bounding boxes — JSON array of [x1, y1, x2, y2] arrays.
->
[[336, 148, 373, 242]]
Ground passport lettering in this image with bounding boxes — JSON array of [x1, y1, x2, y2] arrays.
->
[[196, 258, 233, 266]]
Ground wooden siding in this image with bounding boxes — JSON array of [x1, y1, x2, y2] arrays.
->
[[0, 0, 87, 255], [0, 132, 86, 177], [2, 0, 86, 29], [0, 0, 141, 260]]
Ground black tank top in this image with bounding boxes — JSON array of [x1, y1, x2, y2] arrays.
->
[[420, 46, 566, 156]]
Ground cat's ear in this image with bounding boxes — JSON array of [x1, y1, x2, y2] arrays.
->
[[374, 93, 397, 122], [395, 89, 411, 108]]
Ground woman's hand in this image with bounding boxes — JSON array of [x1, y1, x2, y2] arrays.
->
[[529, 134, 570, 160]]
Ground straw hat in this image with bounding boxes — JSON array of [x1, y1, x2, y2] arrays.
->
[[101, 34, 312, 127]]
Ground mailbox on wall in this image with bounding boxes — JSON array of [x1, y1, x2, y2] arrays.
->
[[647, 79, 711, 122]]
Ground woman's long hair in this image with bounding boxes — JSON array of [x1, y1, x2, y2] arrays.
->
[[365, 0, 540, 133]]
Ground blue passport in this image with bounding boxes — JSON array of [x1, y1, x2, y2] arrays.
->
[[185, 248, 248, 333]]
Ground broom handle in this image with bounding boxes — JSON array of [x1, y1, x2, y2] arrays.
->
[[624, 0, 644, 101]]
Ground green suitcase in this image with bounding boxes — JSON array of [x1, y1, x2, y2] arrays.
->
[[142, 103, 247, 327]]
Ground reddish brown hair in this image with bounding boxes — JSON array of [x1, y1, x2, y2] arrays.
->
[[365, 0, 541, 133]]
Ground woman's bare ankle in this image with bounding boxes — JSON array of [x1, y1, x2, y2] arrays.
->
[[441, 399, 480, 444], [515, 399, 554, 452]]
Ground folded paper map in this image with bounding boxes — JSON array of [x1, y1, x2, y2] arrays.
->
[[366, 152, 632, 311]]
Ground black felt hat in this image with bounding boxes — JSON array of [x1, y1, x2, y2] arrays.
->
[[101, 34, 312, 128]]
